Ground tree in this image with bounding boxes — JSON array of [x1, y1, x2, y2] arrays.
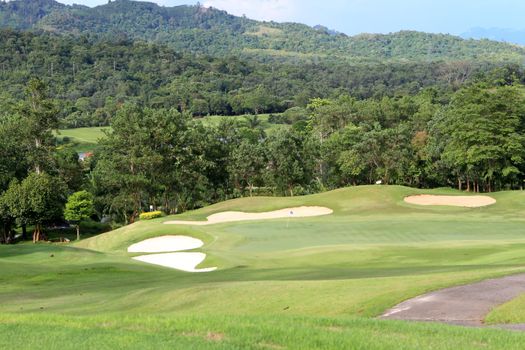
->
[[3, 173, 66, 242], [2, 179, 31, 241], [93, 105, 163, 223], [0, 115, 29, 191], [436, 84, 525, 192], [0, 194, 15, 243], [265, 129, 316, 196], [17, 78, 59, 175], [64, 191, 94, 240], [227, 140, 266, 196]]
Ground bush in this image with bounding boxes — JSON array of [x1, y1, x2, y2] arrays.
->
[[139, 211, 164, 220]]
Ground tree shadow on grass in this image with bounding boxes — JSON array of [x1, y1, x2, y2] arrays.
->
[[0, 244, 104, 258]]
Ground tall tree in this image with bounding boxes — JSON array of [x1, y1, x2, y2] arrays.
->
[[17, 78, 59, 175], [227, 140, 266, 196], [93, 104, 163, 223], [265, 129, 316, 196], [437, 84, 525, 192]]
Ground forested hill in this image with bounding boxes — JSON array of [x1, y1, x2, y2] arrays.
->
[[1, 0, 525, 62], [5, 28, 510, 128]]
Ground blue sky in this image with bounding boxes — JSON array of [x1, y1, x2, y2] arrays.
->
[[56, 0, 525, 35]]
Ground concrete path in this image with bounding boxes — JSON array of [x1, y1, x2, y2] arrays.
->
[[381, 273, 525, 326]]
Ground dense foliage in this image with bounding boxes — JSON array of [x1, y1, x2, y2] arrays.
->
[[5, 78, 525, 234], [0, 29, 518, 128]]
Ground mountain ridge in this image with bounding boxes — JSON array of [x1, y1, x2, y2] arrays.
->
[[1, 0, 525, 63]]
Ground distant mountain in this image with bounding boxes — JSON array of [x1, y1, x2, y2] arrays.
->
[[1, 0, 525, 63], [461, 28, 525, 45], [0, 0, 66, 29], [462, 27, 525, 46]]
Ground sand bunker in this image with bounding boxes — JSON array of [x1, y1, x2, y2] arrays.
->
[[128, 235, 203, 253], [404, 195, 496, 208], [164, 206, 333, 226], [133, 252, 217, 272]]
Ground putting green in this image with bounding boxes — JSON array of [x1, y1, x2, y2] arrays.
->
[[2, 185, 525, 349]]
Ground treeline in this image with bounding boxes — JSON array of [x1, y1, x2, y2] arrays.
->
[[2, 77, 525, 243], [0, 29, 518, 128]]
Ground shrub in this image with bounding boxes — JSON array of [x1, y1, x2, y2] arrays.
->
[[139, 211, 164, 220]]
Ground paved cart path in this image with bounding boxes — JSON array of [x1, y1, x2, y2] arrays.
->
[[381, 273, 525, 327]]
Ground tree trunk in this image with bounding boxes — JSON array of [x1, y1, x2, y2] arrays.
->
[[129, 209, 139, 224], [1, 225, 7, 244], [21, 224, 27, 240], [33, 224, 41, 243], [458, 178, 462, 191], [76, 225, 80, 241], [34, 138, 42, 175], [7, 224, 13, 243]]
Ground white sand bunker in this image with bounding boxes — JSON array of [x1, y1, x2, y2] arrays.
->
[[404, 194, 496, 208], [133, 252, 217, 272], [128, 236, 215, 273], [164, 206, 333, 226], [128, 235, 203, 253]]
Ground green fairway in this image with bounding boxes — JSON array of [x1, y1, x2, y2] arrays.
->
[[56, 115, 286, 153], [57, 127, 110, 152], [2, 185, 525, 348]]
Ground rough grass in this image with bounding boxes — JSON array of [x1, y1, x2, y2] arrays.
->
[[1, 313, 525, 350], [486, 294, 525, 324], [3, 185, 525, 348]]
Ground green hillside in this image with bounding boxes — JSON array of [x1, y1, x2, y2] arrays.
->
[[4, 28, 492, 128], [1, 0, 524, 62], [2, 186, 525, 348]]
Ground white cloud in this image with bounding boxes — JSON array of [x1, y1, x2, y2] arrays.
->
[[202, 0, 298, 22]]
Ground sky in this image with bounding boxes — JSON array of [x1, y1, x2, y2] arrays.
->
[[55, 0, 525, 36]]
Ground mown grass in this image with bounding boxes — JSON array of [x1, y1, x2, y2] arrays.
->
[[56, 127, 110, 152], [56, 115, 287, 153], [58, 127, 111, 144], [2, 185, 525, 348]]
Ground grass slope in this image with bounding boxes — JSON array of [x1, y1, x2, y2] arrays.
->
[[2, 185, 525, 348]]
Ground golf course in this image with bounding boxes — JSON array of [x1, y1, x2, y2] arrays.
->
[[3, 185, 525, 349]]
